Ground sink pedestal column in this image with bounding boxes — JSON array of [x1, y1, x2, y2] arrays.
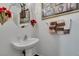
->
[[25, 48, 33, 56]]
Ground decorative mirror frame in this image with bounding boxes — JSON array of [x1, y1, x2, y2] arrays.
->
[[42, 3, 79, 20]]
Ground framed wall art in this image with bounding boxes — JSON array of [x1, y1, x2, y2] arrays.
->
[[42, 3, 79, 20]]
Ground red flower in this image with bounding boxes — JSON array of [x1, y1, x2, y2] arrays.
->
[[31, 19, 37, 26], [2, 7, 6, 10], [0, 7, 12, 25], [0, 7, 6, 13], [6, 10, 12, 18], [0, 7, 12, 18], [0, 8, 4, 13]]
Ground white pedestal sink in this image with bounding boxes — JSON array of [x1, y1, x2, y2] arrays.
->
[[11, 38, 39, 56]]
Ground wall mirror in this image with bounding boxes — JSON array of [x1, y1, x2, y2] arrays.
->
[[10, 3, 30, 28]]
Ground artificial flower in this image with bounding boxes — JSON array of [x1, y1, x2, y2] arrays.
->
[[2, 7, 6, 10], [5, 10, 12, 18], [0, 8, 4, 13], [30, 19, 37, 27], [0, 7, 12, 25]]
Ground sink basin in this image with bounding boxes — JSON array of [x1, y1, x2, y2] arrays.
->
[[11, 38, 39, 50]]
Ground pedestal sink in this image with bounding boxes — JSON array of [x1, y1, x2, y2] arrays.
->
[[11, 38, 39, 56]]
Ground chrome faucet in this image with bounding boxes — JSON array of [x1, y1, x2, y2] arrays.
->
[[24, 35, 27, 40]]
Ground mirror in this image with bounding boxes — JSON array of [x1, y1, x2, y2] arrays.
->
[[10, 3, 21, 26], [9, 3, 30, 28]]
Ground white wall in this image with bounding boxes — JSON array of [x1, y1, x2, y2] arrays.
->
[[33, 3, 79, 56], [0, 3, 79, 56], [57, 12, 79, 56], [30, 3, 60, 56], [0, 19, 23, 56], [45, 12, 79, 56], [0, 3, 33, 56]]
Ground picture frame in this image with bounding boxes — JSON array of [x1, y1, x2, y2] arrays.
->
[[42, 3, 79, 20]]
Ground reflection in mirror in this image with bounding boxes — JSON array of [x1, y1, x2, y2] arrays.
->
[[9, 3, 30, 28], [10, 3, 21, 26], [20, 3, 30, 25]]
